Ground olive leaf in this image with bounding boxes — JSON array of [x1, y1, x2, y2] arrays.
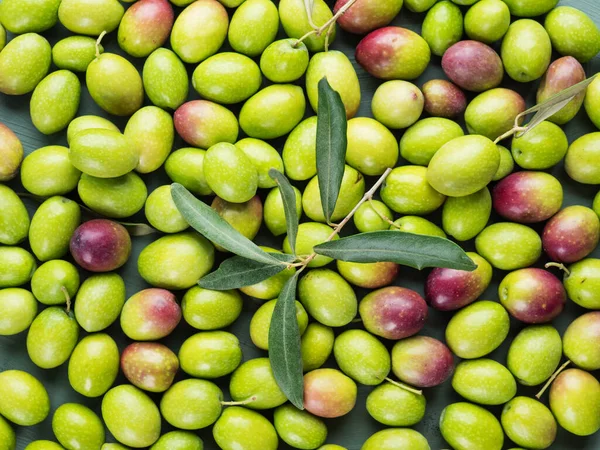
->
[[515, 75, 597, 137], [314, 230, 478, 271], [316, 77, 347, 224], [198, 253, 293, 290], [171, 183, 285, 266], [269, 272, 304, 410], [269, 169, 299, 255], [119, 222, 160, 236]]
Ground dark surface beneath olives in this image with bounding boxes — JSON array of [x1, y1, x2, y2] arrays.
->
[[1, 0, 600, 449]]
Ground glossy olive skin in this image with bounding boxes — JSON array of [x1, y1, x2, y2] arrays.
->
[[565, 132, 600, 184], [117, 0, 174, 58], [501, 19, 552, 83], [70, 219, 131, 272], [334, 0, 402, 34], [0, 288, 37, 335], [229, 358, 286, 409], [426, 252, 493, 311], [274, 404, 328, 450], [121, 342, 179, 392], [160, 379, 222, 430], [0, 123, 23, 182], [421, 79, 467, 119], [366, 382, 426, 427], [0, 33, 51, 95], [507, 325, 562, 386], [360, 286, 428, 340], [143, 48, 189, 110], [68, 333, 119, 398], [550, 369, 600, 436], [79, 173, 147, 219], [493, 172, 563, 223], [0, 247, 36, 288], [101, 385, 161, 447], [542, 206, 600, 263], [303, 369, 357, 418], [179, 331, 242, 378], [120, 289, 181, 341], [565, 259, 600, 309], [333, 329, 391, 385], [501, 397, 557, 449], [538, 56, 586, 124], [361, 429, 430, 450], [440, 402, 504, 450], [442, 188, 492, 241], [138, 232, 215, 290], [26, 306, 79, 369], [465, 88, 526, 141], [452, 359, 516, 406], [337, 260, 399, 289], [74, 273, 126, 332], [563, 312, 600, 370], [301, 323, 335, 372], [475, 222, 542, 270], [0, 185, 30, 246], [442, 40, 503, 92], [0, 370, 50, 426], [446, 300, 510, 359], [213, 406, 278, 450], [21, 145, 80, 196], [30, 70, 81, 135], [52, 403, 105, 450], [391, 336, 454, 387], [499, 268, 566, 323], [356, 27, 431, 80]]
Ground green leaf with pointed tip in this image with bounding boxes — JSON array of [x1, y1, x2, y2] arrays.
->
[[516, 75, 597, 137], [269, 273, 304, 410], [316, 77, 347, 224], [119, 222, 160, 236], [171, 183, 284, 266], [269, 169, 299, 254], [313, 230, 477, 271], [199, 254, 293, 290]]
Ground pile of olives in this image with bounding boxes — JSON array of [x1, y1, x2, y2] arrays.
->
[[1, 0, 600, 448]]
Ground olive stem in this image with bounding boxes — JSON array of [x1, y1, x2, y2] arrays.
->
[[545, 262, 570, 276], [297, 168, 393, 271], [324, 23, 336, 52], [61, 286, 71, 314], [220, 396, 257, 406], [293, 0, 359, 47], [367, 198, 398, 230], [95, 31, 107, 59], [385, 377, 423, 396], [493, 126, 528, 145], [535, 359, 571, 399]]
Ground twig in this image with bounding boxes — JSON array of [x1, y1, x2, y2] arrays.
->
[[536, 360, 571, 399], [545, 262, 570, 275], [298, 168, 392, 269], [61, 286, 71, 314], [221, 396, 257, 406], [385, 377, 423, 396], [293, 0, 359, 47], [367, 198, 398, 229], [493, 126, 528, 145], [95, 31, 107, 58]]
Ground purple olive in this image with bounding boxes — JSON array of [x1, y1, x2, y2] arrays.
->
[[492, 171, 563, 223], [120, 288, 182, 340], [355, 27, 431, 80], [391, 336, 454, 388], [70, 219, 131, 272], [542, 206, 600, 263], [421, 79, 467, 118], [442, 40, 504, 92], [359, 286, 428, 340], [499, 268, 566, 323], [426, 252, 493, 311], [121, 342, 179, 392]]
